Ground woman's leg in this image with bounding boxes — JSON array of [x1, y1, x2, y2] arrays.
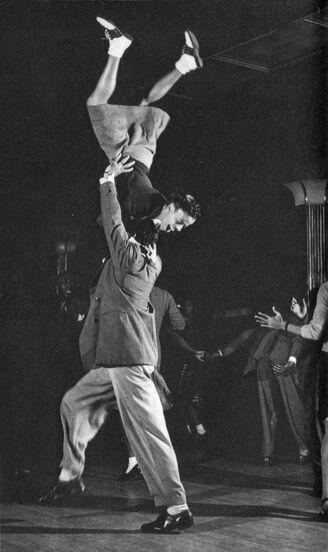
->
[[87, 19, 133, 106], [140, 69, 182, 106], [87, 55, 121, 106], [140, 30, 203, 105]]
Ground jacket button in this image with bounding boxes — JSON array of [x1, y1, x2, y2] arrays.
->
[[95, 297, 100, 302]]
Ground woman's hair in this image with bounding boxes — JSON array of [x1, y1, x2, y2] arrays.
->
[[166, 193, 201, 220], [134, 218, 159, 247]]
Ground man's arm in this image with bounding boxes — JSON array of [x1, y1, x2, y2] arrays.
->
[[165, 292, 186, 332], [289, 334, 305, 358], [99, 156, 136, 267], [272, 333, 305, 376], [300, 285, 328, 340], [221, 328, 257, 357]]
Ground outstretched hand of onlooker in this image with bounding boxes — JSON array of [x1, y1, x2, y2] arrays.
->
[[290, 297, 307, 320], [254, 307, 285, 329], [273, 360, 296, 377], [103, 153, 135, 179]]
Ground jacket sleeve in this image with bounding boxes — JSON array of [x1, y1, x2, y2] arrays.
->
[[289, 334, 305, 358], [100, 181, 140, 270], [166, 292, 186, 332], [301, 283, 328, 341]]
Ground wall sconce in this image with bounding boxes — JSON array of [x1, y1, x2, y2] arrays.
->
[[284, 179, 327, 292]]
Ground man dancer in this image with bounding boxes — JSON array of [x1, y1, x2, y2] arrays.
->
[[87, 16, 203, 232], [255, 293, 328, 519], [39, 156, 194, 533]]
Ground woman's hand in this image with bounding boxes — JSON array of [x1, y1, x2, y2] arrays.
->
[[103, 153, 135, 179]]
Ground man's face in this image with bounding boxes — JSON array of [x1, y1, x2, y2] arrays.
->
[[159, 205, 196, 233]]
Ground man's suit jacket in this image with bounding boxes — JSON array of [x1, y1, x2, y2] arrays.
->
[[79, 180, 159, 371], [244, 328, 305, 376], [150, 286, 186, 369]]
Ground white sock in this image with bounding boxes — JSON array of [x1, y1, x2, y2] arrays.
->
[[59, 468, 75, 482], [196, 424, 206, 435], [107, 35, 132, 58], [125, 456, 137, 474], [175, 53, 197, 75], [167, 503, 188, 515], [96, 17, 132, 58], [175, 30, 198, 74]]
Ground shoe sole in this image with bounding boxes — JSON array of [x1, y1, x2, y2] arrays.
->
[[141, 514, 194, 533], [185, 29, 203, 68], [96, 17, 133, 42], [177, 516, 194, 530]]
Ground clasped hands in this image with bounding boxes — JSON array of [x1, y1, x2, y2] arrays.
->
[[272, 360, 296, 377]]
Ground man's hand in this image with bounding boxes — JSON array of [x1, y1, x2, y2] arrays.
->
[[273, 360, 296, 377], [254, 307, 285, 329], [290, 297, 307, 320], [103, 153, 135, 179]]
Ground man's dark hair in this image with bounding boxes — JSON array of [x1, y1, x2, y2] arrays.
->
[[166, 193, 201, 220], [134, 218, 159, 247]]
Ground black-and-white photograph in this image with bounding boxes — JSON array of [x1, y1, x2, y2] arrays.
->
[[1, 1, 328, 550]]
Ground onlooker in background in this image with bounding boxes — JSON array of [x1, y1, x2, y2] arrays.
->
[[211, 299, 312, 466], [51, 272, 89, 391], [175, 296, 211, 442], [255, 286, 328, 519]]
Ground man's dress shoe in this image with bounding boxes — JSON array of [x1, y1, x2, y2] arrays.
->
[[38, 478, 85, 505], [140, 508, 194, 533]]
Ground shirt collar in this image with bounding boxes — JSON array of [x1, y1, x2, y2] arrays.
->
[[152, 218, 161, 230]]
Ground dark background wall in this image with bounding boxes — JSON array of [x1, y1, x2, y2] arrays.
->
[[1, 0, 325, 473]]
